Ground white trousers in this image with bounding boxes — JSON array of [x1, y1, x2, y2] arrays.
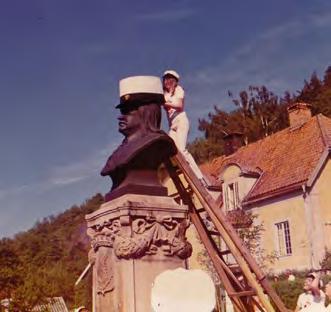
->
[[168, 112, 204, 180]]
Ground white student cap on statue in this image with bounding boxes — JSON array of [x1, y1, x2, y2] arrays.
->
[[116, 76, 164, 109]]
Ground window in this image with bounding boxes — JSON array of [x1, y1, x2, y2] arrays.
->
[[224, 182, 240, 211], [275, 221, 292, 256]]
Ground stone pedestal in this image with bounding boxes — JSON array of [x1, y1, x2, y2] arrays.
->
[[86, 194, 192, 312]]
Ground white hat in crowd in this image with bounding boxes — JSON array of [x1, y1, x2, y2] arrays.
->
[[116, 75, 164, 108], [163, 70, 180, 80]]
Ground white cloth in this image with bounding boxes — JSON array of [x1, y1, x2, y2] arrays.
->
[[164, 85, 185, 120], [164, 85, 205, 181], [168, 112, 204, 180], [296, 291, 326, 311], [168, 112, 189, 152], [151, 268, 216, 312]]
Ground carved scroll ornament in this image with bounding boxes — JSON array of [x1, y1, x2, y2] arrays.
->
[[87, 215, 192, 296], [88, 216, 192, 260], [113, 215, 192, 259]]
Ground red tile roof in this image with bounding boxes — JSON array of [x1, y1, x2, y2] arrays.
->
[[203, 114, 331, 204]]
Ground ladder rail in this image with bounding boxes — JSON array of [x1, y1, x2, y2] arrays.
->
[[170, 152, 288, 312], [165, 160, 249, 312], [166, 158, 265, 312]]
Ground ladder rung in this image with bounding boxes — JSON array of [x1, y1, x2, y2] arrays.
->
[[174, 167, 182, 174], [229, 265, 242, 273], [207, 230, 221, 236], [219, 249, 231, 256], [195, 208, 205, 213], [228, 290, 256, 297]]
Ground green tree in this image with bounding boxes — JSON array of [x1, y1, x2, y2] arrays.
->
[[190, 65, 331, 164], [229, 86, 288, 141], [320, 250, 331, 271], [0, 239, 21, 299], [295, 67, 331, 117], [1, 193, 103, 310], [190, 85, 288, 163], [272, 278, 303, 310]]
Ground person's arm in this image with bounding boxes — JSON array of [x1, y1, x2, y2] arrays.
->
[[310, 273, 321, 297], [164, 98, 183, 110], [164, 86, 184, 110]]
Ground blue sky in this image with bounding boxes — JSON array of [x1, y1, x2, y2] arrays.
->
[[1, 0, 330, 238]]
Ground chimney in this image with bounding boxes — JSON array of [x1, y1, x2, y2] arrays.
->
[[224, 132, 243, 156], [287, 102, 312, 128]]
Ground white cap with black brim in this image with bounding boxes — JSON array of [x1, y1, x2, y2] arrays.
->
[[116, 76, 165, 109]]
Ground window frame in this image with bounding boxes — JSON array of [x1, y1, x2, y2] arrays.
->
[[224, 181, 240, 211], [274, 220, 292, 257]]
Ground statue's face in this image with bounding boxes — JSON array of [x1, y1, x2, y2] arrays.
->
[[118, 106, 142, 138]]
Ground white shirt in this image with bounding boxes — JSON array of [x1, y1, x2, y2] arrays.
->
[[164, 85, 185, 119], [297, 291, 326, 311]]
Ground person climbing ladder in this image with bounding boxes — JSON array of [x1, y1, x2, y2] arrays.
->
[[162, 69, 208, 186]]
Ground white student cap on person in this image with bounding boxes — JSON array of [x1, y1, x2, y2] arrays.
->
[[163, 70, 180, 80], [116, 76, 164, 109]]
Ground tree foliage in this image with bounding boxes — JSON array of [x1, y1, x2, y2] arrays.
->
[[189, 65, 331, 164], [0, 194, 104, 311], [189, 85, 289, 163], [296, 67, 331, 116], [197, 212, 276, 284], [320, 250, 331, 271], [272, 277, 304, 310]]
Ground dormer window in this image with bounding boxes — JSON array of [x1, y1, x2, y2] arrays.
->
[[220, 164, 257, 212], [224, 182, 240, 211]]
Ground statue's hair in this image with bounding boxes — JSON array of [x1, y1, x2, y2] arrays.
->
[[137, 103, 162, 134]]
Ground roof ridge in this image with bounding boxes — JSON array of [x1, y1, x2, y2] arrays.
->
[[236, 115, 323, 153], [316, 114, 331, 148], [230, 126, 289, 154]]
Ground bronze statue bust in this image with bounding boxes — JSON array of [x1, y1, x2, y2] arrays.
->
[[101, 76, 177, 201]]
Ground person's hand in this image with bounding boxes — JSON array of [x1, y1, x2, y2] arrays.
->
[[310, 272, 321, 296]]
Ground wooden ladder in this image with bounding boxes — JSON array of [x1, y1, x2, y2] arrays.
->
[[164, 152, 288, 312]]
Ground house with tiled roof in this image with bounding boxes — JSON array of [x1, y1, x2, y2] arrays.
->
[[202, 103, 331, 272]]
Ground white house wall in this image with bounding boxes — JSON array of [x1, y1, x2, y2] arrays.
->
[[249, 193, 311, 273]]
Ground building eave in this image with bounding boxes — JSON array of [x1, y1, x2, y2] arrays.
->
[[306, 147, 331, 188], [242, 181, 304, 207]]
